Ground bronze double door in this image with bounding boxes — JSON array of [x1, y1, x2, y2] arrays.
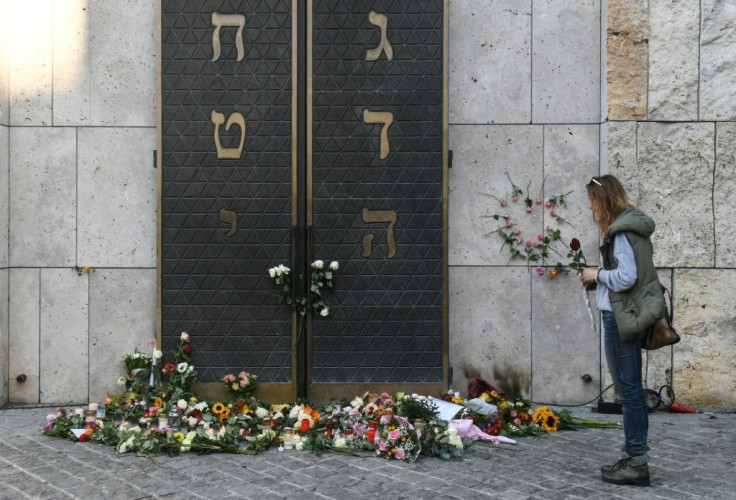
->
[[159, 0, 448, 401]]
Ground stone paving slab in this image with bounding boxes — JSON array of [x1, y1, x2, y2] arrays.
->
[[0, 407, 734, 499]]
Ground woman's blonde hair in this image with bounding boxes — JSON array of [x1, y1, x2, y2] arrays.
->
[[586, 175, 632, 233]]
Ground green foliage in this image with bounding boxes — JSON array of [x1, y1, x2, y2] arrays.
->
[[397, 396, 439, 422]]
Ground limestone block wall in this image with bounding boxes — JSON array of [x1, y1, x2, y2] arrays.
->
[[1, 0, 10, 406], [604, 0, 736, 410], [448, 0, 604, 405], [1, 0, 158, 405], [0, 0, 734, 410]]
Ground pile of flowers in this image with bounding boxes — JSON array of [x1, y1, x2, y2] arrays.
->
[[447, 382, 620, 439], [41, 337, 618, 460]]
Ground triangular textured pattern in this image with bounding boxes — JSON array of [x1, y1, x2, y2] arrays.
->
[[311, 0, 445, 383], [162, 0, 293, 382]]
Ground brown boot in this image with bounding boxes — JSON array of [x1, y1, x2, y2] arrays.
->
[[601, 458, 650, 486]]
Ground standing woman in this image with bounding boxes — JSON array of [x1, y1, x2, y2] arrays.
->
[[579, 175, 667, 487]]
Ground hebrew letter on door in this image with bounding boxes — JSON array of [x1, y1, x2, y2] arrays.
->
[[365, 11, 393, 62], [211, 12, 246, 62], [362, 208, 397, 258], [362, 109, 393, 160], [211, 110, 246, 159]]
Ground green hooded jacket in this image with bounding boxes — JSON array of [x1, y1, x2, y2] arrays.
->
[[600, 207, 667, 342]]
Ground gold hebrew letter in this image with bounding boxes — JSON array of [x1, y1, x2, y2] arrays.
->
[[211, 12, 246, 62], [211, 110, 246, 160], [219, 208, 237, 237], [363, 109, 394, 160], [362, 208, 397, 258], [365, 11, 393, 62]]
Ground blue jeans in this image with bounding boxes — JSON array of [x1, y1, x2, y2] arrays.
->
[[602, 311, 649, 459]]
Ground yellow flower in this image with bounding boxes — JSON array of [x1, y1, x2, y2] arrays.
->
[[219, 407, 231, 421], [128, 393, 137, 401], [499, 401, 508, 411], [242, 406, 253, 415], [480, 392, 490, 403], [190, 396, 198, 402], [532, 406, 550, 424], [542, 412, 559, 432], [212, 402, 226, 415], [173, 432, 185, 443], [153, 397, 163, 409], [451, 395, 464, 405]]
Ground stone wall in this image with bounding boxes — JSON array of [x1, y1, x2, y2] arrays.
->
[[1, 0, 10, 407], [2, 0, 158, 404], [448, 0, 604, 404], [604, 0, 736, 411], [0, 1, 734, 410]]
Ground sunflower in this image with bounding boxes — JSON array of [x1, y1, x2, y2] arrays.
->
[[542, 412, 559, 432], [532, 406, 550, 424], [212, 402, 226, 416], [218, 407, 231, 421]]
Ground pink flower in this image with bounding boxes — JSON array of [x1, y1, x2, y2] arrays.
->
[[535, 266, 546, 276], [507, 222, 514, 228], [512, 196, 518, 202], [536, 198, 542, 205], [550, 210, 557, 217], [394, 447, 406, 460], [503, 214, 510, 219], [221, 374, 236, 383], [546, 225, 552, 231], [545, 201, 552, 208], [526, 240, 532, 247], [517, 237, 524, 244], [388, 429, 401, 441], [501, 200, 507, 207], [180, 332, 190, 342], [515, 229, 521, 235], [526, 207, 532, 213], [533, 242, 539, 247], [537, 234, 544, 240], [379, 440, 388, 451]]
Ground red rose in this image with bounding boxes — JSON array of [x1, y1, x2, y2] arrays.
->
[[183, 345, 192, 354], [163, 363, 176, 373], [570, 238, 581, 251]]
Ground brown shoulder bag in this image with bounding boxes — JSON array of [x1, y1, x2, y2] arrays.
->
[[643, 285, 680, 350]]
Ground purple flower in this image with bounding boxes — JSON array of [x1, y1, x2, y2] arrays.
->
[[535, 267, 546, 276]]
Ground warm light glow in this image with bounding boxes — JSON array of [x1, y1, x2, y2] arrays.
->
[[5, 0, 88, 112]]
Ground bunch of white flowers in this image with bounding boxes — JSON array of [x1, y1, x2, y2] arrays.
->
[[446, 425, 463, 450], [268, 264, 291, 283]]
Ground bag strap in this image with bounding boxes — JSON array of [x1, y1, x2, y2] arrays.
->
[[660, 284, 674, 325]]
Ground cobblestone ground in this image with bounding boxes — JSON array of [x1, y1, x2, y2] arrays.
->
[[0, 406, 734, 500]]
